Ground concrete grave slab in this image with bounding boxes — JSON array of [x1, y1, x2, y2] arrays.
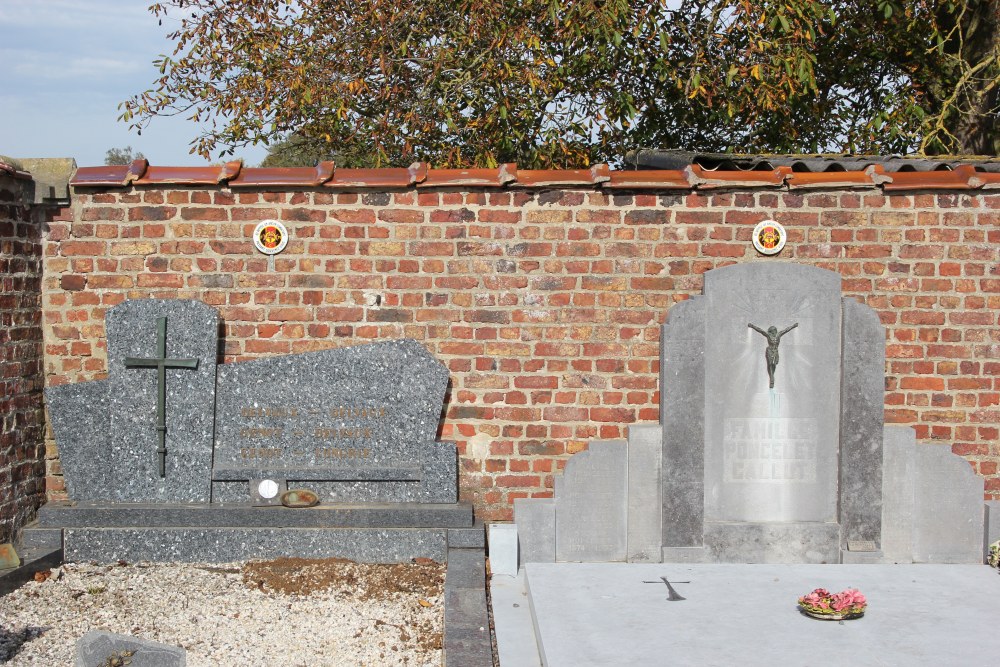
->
[[986, 501, 1000, 560], [702, 264, 842, 525], [490, 570, 542, 667], [660, 296, 707, 550], [521, 562, 1000, 667], [881, 426, 917, 563], [838, 297, 885, 549], [516, 263, 986, 567]]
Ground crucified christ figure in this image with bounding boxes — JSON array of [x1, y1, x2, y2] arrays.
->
[[748, 322, 798, 389]]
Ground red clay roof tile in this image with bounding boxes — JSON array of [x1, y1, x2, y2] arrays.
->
[[881, 164, 983, 191], [418, 164, 517, 188], [513, 165, 611, 187], [134, 164, 234, 186], [0, 161, 35, 181], [977, 172, 1000, 189], [327, 165, 422, 188], [685, 164, 787, 188], [787, 169, 872, 189], [68, 159, 1000, 193], [606, 169, 689, 189], [230, 162, 333, 187], [71, 165, 133, 187]]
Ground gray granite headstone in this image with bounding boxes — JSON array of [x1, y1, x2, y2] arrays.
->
[[45, 380, 110, 502], [106, 299, 219, 502], [660, 298, 706, 551], [880, 425, 917, 563], [211, 338, 456, 503], [912, 444, 985, 563], [488, 523, 519, 576], [514, 498, 555, 564], [838, 297, 884, 549], [555, 440, 627, 562], [75, 630, 185, 667], [626, 425, 662, 563]]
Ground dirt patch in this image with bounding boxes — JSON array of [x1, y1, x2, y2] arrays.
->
[[241, 557, 446, 601], [240, 557, 446, 655]]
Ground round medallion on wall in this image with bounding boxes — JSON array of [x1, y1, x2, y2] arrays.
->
[[752, 219, 787, 256], [252, 220, 288, 255]]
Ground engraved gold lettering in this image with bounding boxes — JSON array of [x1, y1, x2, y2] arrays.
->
[[240, 427, 284, 439], [241, 447, 283, 459], [241, 406, 300, 418], [313, 447, 373, 460], [326, 405, 388, 420]]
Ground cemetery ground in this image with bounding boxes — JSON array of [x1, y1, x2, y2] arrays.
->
[[0, 556, 445, 665]]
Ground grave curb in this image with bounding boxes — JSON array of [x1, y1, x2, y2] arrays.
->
[[444, 547, 495, 666]]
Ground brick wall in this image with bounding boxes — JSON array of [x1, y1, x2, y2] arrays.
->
[[44, 185, 1000, 519], [0, 169, 47, 542]]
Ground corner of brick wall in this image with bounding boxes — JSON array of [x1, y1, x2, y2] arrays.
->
[[0, 173, 47, 542], [41, 185, 1000, 520]]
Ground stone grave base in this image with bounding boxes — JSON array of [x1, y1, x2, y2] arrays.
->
[[492, 562, 1000, 667], [23, 501, 482, 563]]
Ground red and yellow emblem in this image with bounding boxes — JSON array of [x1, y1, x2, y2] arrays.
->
[[757, 225, 781, 250], [258, 225, 282, 250], [252, 220, 288, 255], [751, 219, 786, 256]]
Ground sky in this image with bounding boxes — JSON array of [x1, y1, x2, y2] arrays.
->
[[0, 0, 268, 168]]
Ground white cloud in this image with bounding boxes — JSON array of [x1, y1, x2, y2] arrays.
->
[[0, 0, 151, 31], [0, 0, 268, 167], [1, 48, 143, 81]]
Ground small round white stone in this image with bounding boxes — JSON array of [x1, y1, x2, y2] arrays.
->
[[257, 479, 279, 499]]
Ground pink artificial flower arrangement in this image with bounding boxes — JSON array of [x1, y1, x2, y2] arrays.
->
[[798, 587, 867, 617]]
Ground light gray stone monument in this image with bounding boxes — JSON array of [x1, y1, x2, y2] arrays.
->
[[37, 298, 476, 564], [662, 263, 879, 563], [512, 262, 989, 567]]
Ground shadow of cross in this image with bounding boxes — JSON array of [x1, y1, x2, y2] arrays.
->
[[643, 576, 691, 601], [124, 316, 199, 478]]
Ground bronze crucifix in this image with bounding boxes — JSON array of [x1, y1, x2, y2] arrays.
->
[[748, 322, 798, 389]]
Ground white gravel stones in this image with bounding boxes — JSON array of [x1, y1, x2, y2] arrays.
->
[[0, 562, 443, 666]]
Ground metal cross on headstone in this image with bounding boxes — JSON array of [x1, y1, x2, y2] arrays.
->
[[643, 576, 690, 601], [124, 317, 199, 478]]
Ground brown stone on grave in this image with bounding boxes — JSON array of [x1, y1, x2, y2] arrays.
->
[[0, 543, 19, 569], [280, 489, 319, 508]]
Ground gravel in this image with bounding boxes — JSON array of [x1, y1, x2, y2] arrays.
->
[[0, 560, 444, 666]]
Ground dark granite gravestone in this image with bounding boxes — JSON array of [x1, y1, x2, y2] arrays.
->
[[512, 262, 987, 566], [107, 300, 219, 502], [211, 339, 455, 503], [47, 299, 218, 503], [38, 298, 477, 564]]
